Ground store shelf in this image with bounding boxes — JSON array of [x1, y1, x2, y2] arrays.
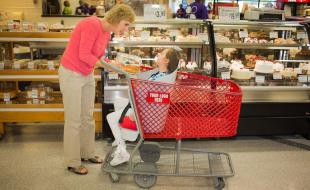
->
[[109, 41, 205, 48], [0, 70, 101, 81], [0, 103, 102, 111], [216, 43, 301, 49]]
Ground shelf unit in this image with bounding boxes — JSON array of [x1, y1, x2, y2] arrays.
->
[[0, 34, 103, 139]]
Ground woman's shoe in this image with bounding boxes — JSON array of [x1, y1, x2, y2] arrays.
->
[[81, 156, 103, 164], [67, 165, 88, 175]]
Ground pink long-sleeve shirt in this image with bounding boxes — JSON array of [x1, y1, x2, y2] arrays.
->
[[61, 16, 110, 76]]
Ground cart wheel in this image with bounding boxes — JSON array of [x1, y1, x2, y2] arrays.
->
[[139, 142, 161, 163], [214, 177, 225, 190], [133, 162, 157, 188], [108, 173, 120, 183]]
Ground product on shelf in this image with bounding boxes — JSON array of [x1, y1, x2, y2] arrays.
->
[[272, 62, 284, 72], [214, 33, 231, 43], [281, 68, 298, 79], [0, 60, 12, 69], [254, 60, 274, 74], [274, 38, 296, 44], [12, 59, 30, 69], [245, 55, 266, 68], [217, 60, 230, 72], [231, 68, 251, 80], [186, 61, 198, 70], [230, 60, 244, 70], [299, 63, 310, 74]]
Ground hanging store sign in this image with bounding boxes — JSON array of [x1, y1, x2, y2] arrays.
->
[[218, 7, 240, 21], [144, 4, 167, 21]]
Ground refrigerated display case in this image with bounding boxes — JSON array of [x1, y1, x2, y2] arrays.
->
[[211, 20, 310, 138]]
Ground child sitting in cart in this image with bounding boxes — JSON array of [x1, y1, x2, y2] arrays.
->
[[107, 48, 180, 166]]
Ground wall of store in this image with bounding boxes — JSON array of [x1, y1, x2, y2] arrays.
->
[[0, 0, 92, 26]]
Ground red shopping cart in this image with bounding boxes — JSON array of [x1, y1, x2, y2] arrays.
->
[[101, 59, 242, 190]]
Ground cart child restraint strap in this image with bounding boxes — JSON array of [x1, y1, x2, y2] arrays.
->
[[118, 102, 131, 124]]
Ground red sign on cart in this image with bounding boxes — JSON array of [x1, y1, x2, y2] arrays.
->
[[146, 92, 170, 104]]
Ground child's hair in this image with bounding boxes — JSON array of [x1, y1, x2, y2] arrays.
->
[[105, 4, 135, 25], [165, 48, 180, 74], [64, 0, 70, 7]]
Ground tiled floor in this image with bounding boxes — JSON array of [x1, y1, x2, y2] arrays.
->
[[0, 123, 309, 190]]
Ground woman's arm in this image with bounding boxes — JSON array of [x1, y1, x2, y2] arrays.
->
[[79, 24, 100, 68]]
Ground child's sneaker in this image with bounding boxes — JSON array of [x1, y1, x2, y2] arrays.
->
[[110, 147, 130, 166]]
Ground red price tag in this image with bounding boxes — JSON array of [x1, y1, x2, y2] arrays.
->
[[146, 92, 170, 104]]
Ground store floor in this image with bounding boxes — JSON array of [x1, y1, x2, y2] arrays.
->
[[0, 123, 309, 190]]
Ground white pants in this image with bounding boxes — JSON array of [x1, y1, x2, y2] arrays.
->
[[106, 97, 139, 147], [59, 65, 96, 168]]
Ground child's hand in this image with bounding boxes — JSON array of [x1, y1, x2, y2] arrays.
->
[[128, 112, 135, 121]]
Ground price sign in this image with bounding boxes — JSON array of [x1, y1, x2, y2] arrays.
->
[[0, 62, 4, 70], [13, 63, 20, 69], [40, 100, 45, 104], [298, 75, 308, 83], [28, 61, 35, 69], [239, 30, 248, 38], [169, 30, 179, 37], [269, 31, 278, 39], [294, 68, 302, 74], [108, 73, 119, 80], [5, 100, 12, 104], [141, 31, 150, 41], [255, 76, 265, 83], [32, 89, 38, 98], [48, 61, 54, 70], [144, 4, 166, 20], [273, 73, 282, 80], [198, 33, 208, 42], [250, 71, 256, 78], [218, 7, 240, 21], [221, 72, 231, 80], [3, 93, 10, 102], [33, 98, 39, 104], [297, 32, 306, 39]]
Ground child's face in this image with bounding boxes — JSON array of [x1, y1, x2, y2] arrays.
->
[[155, 49, 169, 68]]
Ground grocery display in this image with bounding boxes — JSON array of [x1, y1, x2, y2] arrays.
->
[[0, 19, 309, 139]]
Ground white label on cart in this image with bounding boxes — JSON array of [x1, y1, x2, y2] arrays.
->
[[255, 76, 265, 83], [141, 31, 150, 41], [33, 98, 39, 104], [13, 63, 20, 69], [239, 30, 248, 38], [298, 75, 307, 83], [48, 61, 54, 70], [221, 71, 230, 80], [108, 73, 118, 80], [28, 61, 35, 69], [147, 92, 170, 104], [269, 31, 278, 39], [297, 32, 306, 39], [273, 73, 282, 80], [31, 89, 38, 98], [0, 62, 4, 70], [3, 93, 10, 101]]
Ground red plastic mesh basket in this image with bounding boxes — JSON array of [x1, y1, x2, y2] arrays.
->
[[130, 72, 242, 140]]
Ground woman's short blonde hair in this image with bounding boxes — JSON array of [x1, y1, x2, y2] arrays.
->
[[105, 4, 135, 25]]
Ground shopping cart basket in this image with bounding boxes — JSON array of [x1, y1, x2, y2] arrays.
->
[[101, 59, 242, 189]]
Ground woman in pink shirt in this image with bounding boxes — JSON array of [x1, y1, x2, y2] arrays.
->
[[59, 4, 135, 175]]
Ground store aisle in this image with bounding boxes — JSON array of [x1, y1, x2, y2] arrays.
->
[[0, 124, 309, 190]]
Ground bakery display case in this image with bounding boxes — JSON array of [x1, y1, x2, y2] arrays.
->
[[0, 32, 103, 139], [211, 20, 310, 138], [104, 19, 211, 103]]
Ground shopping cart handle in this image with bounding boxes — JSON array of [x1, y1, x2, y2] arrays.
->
[[100, 56, 131, 79]]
